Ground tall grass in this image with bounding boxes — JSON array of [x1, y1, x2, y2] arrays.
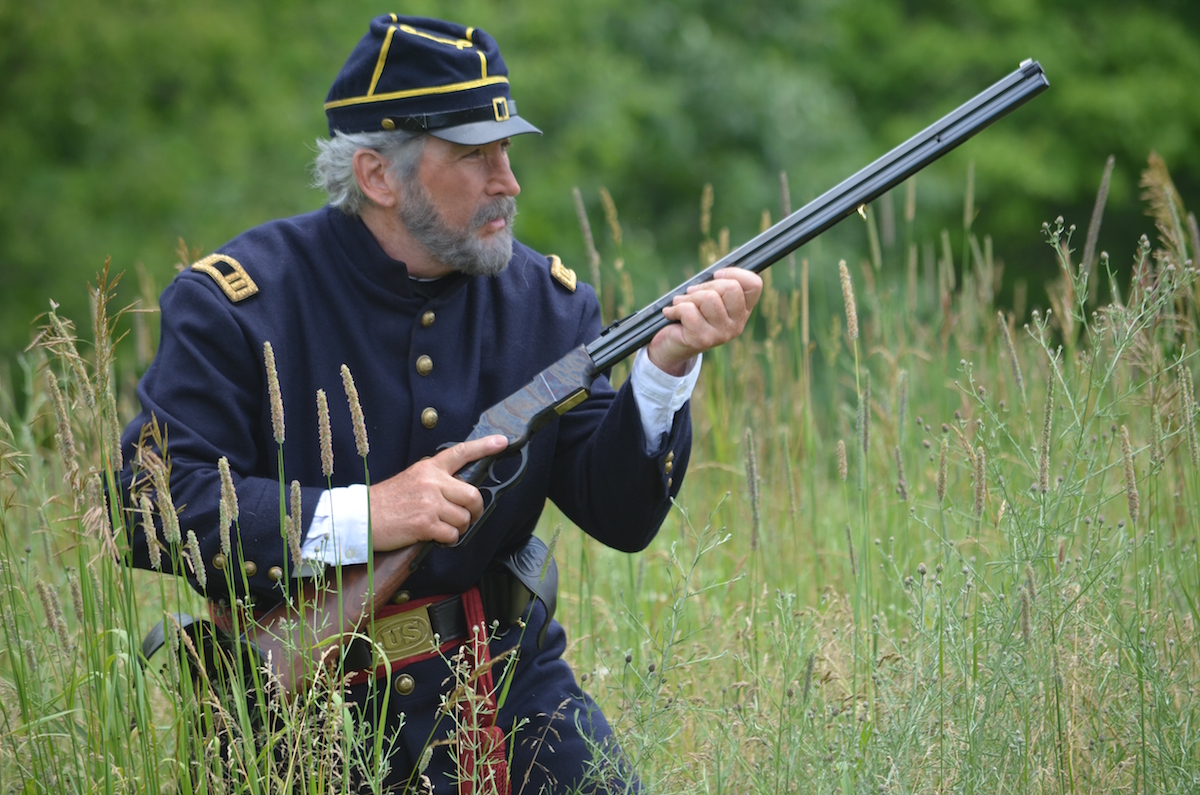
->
[[3, 154, 1200, 793]]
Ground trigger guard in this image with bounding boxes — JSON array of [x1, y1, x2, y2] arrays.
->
[[446, 445, 530, 549], [484, 444, 529, 493]]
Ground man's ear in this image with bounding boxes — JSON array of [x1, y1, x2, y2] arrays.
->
[[352, 148, 402, 209]]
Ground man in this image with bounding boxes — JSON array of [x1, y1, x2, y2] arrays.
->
[[120, 14, 761, 793]]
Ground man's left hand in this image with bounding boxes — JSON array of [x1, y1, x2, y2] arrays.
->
[[647, 268, 763, 376]]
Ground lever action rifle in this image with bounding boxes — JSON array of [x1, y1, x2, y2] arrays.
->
[[250, 59, 1049, 692]]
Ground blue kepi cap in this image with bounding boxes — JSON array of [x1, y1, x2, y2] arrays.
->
[[324, 15, 542, 145]]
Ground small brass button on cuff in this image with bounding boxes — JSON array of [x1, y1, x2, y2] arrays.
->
[[213, 553, 227, 571], [394, 673, 416, 695], [416, 355, 433, 376], [243, 561, 258, 577], [268, 566, 284, 582], [666, 477, 673, 489], [665, 451, 675, 464], [664, 461, 674, 474], [391, 590, 411, 605], [421, 408, 438, 428], [420, 311, 435, 328]]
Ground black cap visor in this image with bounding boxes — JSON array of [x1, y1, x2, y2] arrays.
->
[[431, 115, 542, 145]]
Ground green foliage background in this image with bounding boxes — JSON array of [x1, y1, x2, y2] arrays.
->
[[2, 0, 1198, 360]]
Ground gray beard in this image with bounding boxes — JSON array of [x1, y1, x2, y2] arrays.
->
[[398, 182, 517, 277]]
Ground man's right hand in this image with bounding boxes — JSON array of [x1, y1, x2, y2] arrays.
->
[[367, 434, 509, 551]]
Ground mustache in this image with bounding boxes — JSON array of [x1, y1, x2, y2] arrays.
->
[[471, 196, 517, 231]]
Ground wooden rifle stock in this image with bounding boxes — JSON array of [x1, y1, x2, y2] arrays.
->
[[250, 61, 1048, 693]]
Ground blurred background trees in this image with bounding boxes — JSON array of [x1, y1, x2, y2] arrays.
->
[[2, 0, 1197, 362]]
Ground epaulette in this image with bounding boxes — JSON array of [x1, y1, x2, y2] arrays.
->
[[190, 254, 259, 303], [547, 254, 576, 292]]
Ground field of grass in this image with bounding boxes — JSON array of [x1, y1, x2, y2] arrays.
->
[[3, 159, 1200, 794]]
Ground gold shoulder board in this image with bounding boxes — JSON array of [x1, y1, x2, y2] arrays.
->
[[191, 254, 259, 303], [548, 255, 576, 293]]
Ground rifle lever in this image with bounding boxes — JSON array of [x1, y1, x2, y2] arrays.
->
[[444, 443, 530, 549]]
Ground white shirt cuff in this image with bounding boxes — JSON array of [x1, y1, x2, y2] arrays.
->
[[299, 484, 372, 572], [629, 348, 701, 454]]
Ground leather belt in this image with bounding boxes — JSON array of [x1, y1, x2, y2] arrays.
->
[[349, 549, 554, 673]]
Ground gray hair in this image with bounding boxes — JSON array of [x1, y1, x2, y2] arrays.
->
[[311, 130, 427, 215]]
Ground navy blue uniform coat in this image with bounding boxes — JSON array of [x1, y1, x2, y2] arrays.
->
[[118, 205, 691, 791]]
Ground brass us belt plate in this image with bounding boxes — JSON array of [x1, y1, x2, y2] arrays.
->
[[373, 605, 436, 662]]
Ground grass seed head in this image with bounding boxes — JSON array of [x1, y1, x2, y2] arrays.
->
[[836, 439, 848, 482], [839, 260, 859, 341], [289, 480, 304, 569], [68, 574, 85, 626], [894, 446, 908, 501], [186, 529, 206, 591], [140, 493, 161, 571], [341, 364, 370, 458], [317, 388, 334, 478], [82, 472, 112, 543], [1121, 424, 1139, 524], [1180, 367, 1198, 465], [151, 467, 181, 545], [47, 305, 95, 408], [998, 311, 1025, 401], [36, 580, 72, 655], [264, 341, 285, 445], [802, 652, 815, 703], [45, 370, 80, 492], [600, 186, 622, 247], [217, 456, 237, 557]]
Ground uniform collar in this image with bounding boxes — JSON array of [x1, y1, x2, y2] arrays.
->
[[323, 205, 416, 298]]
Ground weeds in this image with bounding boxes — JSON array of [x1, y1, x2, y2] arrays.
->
[[4, 155, 1200, 793]]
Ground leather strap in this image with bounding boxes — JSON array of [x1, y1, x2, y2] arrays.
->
[[457, 586, 510, 795], [386, 99, 521, 132]]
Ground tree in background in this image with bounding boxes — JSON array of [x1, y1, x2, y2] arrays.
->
[[1, 0, 1196, 360]]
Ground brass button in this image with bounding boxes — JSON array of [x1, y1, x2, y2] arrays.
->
[[420, 311, 435, 328], [268, 566, 284, 582], [212, 553, 227, 571], [415, 355, 433, 376], [421, 408, 438, 429], [391, 590, 411, 605], [664, 461, 674, 474], [243, 561, 258, 577], [665, 451, 675, 464], [381, 118, 396, 131], [394, 673, 415, 695], [666, 477, 673, 489]]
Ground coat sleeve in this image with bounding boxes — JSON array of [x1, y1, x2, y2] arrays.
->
[[545, 293, 692, 553], [116, 275, 321, 604]]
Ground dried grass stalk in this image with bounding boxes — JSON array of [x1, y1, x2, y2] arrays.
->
[[341, 364, 370, 459], [839, 260, 859, 341], [264, 341, 285, 445]]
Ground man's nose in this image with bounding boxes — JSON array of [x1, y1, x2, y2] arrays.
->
[[486, 149, 520, 197]]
